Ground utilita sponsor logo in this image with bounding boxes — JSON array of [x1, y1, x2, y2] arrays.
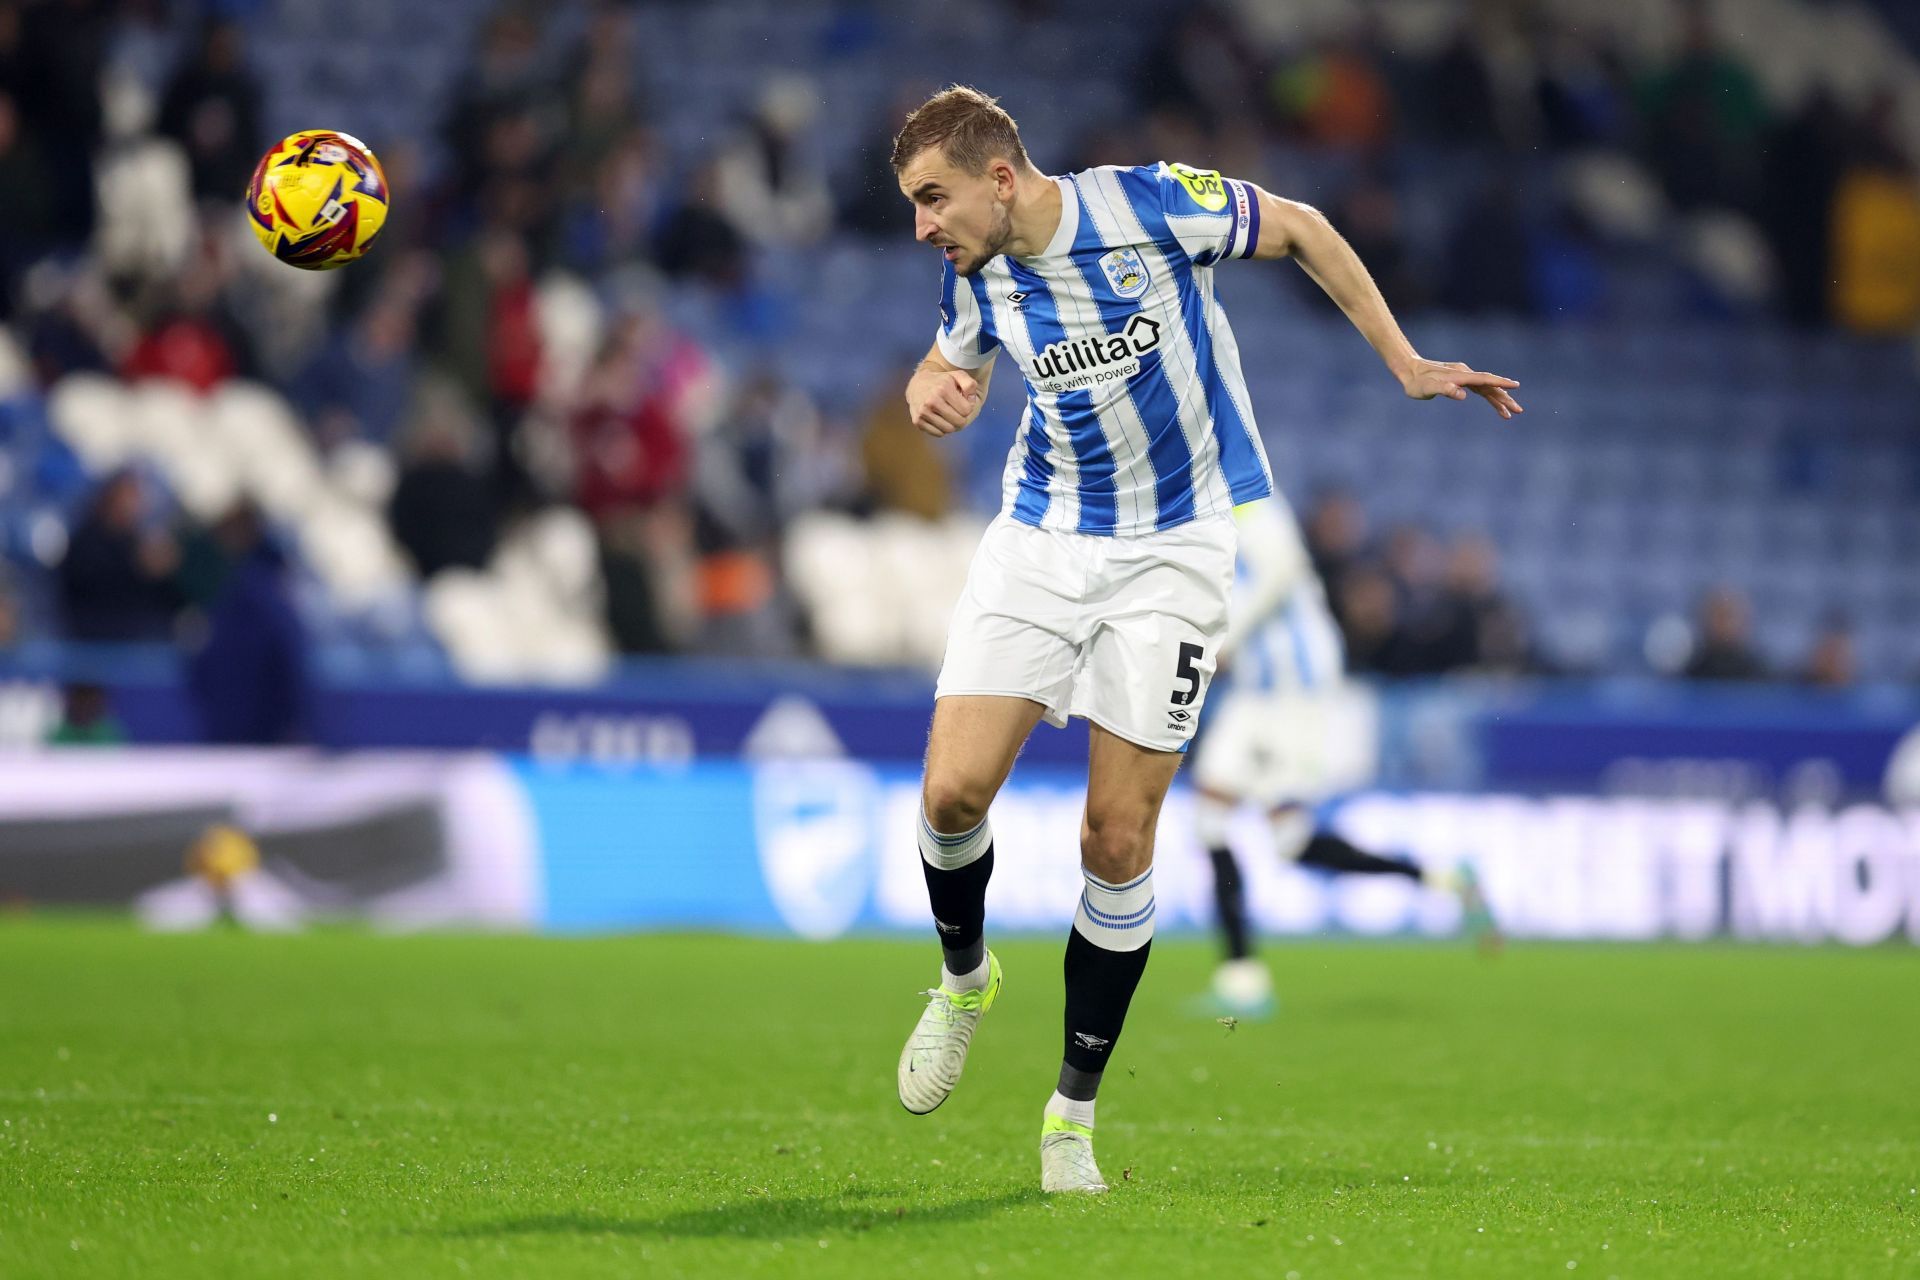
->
[[1030, 314, 1161, 393]]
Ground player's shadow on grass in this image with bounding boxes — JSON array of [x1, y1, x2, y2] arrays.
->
[[448, 1188, 1044, 1242]]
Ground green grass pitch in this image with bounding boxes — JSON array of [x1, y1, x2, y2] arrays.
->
[[2, 921, 1915, 1278]]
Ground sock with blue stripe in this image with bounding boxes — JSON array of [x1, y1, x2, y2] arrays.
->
[[1057, 866, 1154, 1101], [918, 808, 993, 988]]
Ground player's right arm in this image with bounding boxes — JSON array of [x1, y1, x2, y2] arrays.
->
[[906, 344, 995, 438], [915, 254, 999, 437]]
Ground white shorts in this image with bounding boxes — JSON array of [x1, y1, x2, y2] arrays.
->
[[1189, 683, 1380, 807], [935, 513, 1237, 752]]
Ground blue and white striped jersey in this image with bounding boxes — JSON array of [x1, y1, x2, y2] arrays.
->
[[1223, 497, 1346, 695], [933, 162, 1274, 536]]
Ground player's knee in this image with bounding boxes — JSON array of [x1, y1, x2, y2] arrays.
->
[[1080, 808, 1155, 882], [922, 775, 992, 834]]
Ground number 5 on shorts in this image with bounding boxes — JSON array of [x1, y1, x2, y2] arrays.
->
[[1171, 642, 1204, 706]]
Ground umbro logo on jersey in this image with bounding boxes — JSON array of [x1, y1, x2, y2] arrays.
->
[[1072, 1031, 1112, 1052], [1007, 290, 1029, 308]]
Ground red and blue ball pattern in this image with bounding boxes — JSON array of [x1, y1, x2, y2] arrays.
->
[[246, 130, 390, 271]]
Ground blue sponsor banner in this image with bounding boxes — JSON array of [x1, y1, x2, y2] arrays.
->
[[521, 758, 1110, 938], [520, 760, 786, 932], [516, 758, 1920, 945]]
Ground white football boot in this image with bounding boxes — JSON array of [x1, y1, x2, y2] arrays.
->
[[1040, 1114, 1109, 1194], [897, 950, 1002, 1114]]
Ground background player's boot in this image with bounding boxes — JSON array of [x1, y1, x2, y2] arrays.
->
[[897, 950, 1001, 1114], [1209, 957, 1276, 1018], [1040, 1114, 1108, 1193], [1435, 863, 1503, 955]]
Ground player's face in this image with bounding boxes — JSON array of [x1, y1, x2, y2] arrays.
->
[[900, 149, 1013, 277]]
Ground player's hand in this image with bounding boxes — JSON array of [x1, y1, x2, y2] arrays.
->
[[907, 368, 983, 437], [1401, 359, 1523, 420]]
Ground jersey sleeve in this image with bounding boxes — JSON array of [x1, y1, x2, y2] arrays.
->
[[933, 258, 999, 369], [1148, 161, 1262, 267]]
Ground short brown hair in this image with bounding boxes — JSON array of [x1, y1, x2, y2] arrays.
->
[[890, 85, 1030, 176]]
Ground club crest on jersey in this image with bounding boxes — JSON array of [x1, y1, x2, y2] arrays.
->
[[1098, 247, 1151, 300]]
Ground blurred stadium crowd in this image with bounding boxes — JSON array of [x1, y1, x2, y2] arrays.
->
[[1, 0, 1917, 741]]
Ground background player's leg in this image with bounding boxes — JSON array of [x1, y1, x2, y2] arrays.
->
[[1196, 786, 1253, 962], [1280, 809, 1503, 948], [1051, 723, 1182, 1123], [919, 693, 1047, 982], [1197, 784, 1275, 1015], [1293, 828, 1424, 880]]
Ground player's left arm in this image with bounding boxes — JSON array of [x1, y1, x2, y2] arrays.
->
[[1247, 190, 1523, 419]]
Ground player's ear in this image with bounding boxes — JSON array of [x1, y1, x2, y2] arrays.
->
[[991, 158, 1017, 200]]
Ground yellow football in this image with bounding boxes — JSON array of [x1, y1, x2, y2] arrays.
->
[[245, 129, 389, 270]]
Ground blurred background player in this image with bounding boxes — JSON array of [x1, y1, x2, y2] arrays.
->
[[1191, 497, 1498, 1017]]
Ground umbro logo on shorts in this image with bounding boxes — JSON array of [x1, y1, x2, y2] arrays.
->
[[1072, 1031, 1111, 1051], [935, 919, 962, 935]]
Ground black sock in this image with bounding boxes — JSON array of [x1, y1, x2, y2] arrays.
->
[[1297, 832, 1422, 880], [1208, 845, 1253, 961], [922, 842, 993, 975], [1057, 925, 1151, 1101]]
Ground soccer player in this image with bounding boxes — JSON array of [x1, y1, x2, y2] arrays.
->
[[1191, 496, 1499, 1019], [890, 86, 1520, 1194]]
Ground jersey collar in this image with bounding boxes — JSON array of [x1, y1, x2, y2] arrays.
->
[[1014, 175, 1079, 264]]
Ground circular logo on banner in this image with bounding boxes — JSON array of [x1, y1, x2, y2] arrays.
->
[[751, 762, 878, 940]]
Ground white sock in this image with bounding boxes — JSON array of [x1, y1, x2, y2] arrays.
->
[[918, 809, 992, 870], [1071, 867, 1155, 952], [1045, 1090, 1096, 1130], [942, 954, 991, 992]]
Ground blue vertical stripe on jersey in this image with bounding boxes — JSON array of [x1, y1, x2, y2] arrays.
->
[[1240, 182, 1262, 258], [940, 259, 958, 337], [1284, 599, 1316, 689], [1167, 251, 1269, 504], [1111, 166, 1267, 511], [966, 273, 1000, 356], [1012, 391, 1053, 525], [1069, 174, 1197, 530], [1005, 260, 1116, 534], [999, 263, 1066, 528], [1245, 626, 1274, 692]]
